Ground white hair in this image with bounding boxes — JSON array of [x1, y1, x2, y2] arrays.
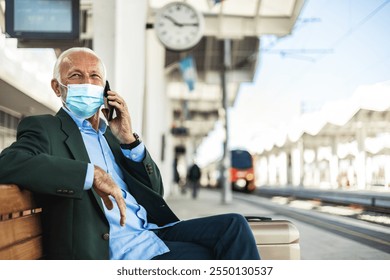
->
[[52, 47, 107, 83]]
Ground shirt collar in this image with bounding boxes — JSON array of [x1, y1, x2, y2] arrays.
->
[[63, 107, 107, 133]]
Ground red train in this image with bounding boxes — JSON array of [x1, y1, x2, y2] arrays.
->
[[230, 149, 255, 192]]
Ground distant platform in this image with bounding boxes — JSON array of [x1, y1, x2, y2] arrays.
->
[[255, 186, 390, 210]]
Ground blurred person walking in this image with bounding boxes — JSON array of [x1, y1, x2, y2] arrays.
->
[[187, 162, 201, 199]]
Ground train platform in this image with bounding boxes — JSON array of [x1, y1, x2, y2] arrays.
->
[[165, 186, 269, 220]]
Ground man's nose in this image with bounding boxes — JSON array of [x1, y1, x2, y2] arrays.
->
[[82, 76, 94, 84]]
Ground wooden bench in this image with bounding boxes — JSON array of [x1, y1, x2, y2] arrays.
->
[[0, 184, 43, 259]]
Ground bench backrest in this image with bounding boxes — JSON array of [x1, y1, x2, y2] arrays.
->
[[0, 184, 43, 259]]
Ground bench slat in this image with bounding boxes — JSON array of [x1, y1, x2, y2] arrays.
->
[[0, 184, 44, 260], [0, 184, 38, 214], [0, 236, 43, 260], [0, 214, 42, 249]]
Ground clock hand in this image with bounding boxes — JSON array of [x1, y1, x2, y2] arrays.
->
[[163, 15, 198, 27], [163, 15, 183, 27], [181, 23, 199, 27]]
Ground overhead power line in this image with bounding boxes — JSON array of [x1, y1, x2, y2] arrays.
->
[[331, 0, 390, 48], [260, 0, 389, 62]]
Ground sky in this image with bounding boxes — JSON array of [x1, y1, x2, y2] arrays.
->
[[196, 0, 390, 166]]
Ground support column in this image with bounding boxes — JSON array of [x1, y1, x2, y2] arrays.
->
[[220, 39, 232, 204], [145, 27, 174, 195], [385, 155, 390, 188], [268, 154, 276, 185], [279, 152, 288, 185], [290, 143, 304, 186], [115, 0, 147, 133], [287, 150, 293, 185], [144, 29, 167, 157], [329, 137, 339, 188], [92, 0, 116, 80], [356, 126, 367, 189], [93, 0, 147, 133], [291, 148, 300, 186], [260, 155, 269, 186], [313, 149, 320, 187]]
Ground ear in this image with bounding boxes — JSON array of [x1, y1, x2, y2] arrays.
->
[[51, 79, 62, 97]]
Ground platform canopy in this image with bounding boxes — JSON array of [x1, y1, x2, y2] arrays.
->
[[256, 81, 390, 156]]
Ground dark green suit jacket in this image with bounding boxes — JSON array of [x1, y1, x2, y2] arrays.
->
[[0, 108, 179, 259]]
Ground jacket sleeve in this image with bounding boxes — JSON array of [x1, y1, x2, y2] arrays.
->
[[120, 148, 165, 197], [0, 116, 87, 198], [103, 128, 165, 197]]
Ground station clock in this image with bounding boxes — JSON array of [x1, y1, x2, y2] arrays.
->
[[154, 2, 205, 51]]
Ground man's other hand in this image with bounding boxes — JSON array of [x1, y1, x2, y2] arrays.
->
[[92, 165, 126, 226]]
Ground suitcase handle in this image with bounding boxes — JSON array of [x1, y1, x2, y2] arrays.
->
[[245, 216, 272, 221]]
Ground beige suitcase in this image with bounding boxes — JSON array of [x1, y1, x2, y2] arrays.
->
[[246, 216, 300, 260]]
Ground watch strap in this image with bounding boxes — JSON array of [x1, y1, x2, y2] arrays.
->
[[120, 133, 141, 150]]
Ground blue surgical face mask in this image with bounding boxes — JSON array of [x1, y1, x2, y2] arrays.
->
[[59, 82, 104, 119]]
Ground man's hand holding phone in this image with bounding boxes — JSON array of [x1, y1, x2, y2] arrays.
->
[[102, 81, 135, 144], [103, 81, 114, 121]]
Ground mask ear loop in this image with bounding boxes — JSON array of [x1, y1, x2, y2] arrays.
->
[[57, 80, 70, 109], [57, 81, 68, 89]]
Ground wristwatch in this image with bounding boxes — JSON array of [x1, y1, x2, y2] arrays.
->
[[120, 133, 141, 150]]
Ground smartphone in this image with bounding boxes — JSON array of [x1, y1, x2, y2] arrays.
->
[[103, 80, 114, 121]]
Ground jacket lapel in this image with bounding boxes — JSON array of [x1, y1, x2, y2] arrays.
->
[[56, 108, 90, 162], [56, 108, 105, 213]]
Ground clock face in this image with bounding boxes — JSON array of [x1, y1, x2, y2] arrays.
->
[[154, 2, 204, 51]]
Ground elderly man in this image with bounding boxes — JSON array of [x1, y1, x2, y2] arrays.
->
[[0, 47, 260, 260]]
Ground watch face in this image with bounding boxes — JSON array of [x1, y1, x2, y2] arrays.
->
[[154, 2, 204, 51]]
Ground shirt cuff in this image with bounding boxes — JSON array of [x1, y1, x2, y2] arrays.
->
[[121, 142, 145, 162], [84, 163, 94, 190]]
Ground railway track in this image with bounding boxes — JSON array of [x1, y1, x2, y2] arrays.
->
[[234, 191, 390, 255]]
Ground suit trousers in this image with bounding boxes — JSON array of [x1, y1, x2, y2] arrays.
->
[[151, 213, 261, 260]]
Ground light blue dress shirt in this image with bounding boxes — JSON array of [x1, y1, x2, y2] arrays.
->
[[63, 108, 177, 260]]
